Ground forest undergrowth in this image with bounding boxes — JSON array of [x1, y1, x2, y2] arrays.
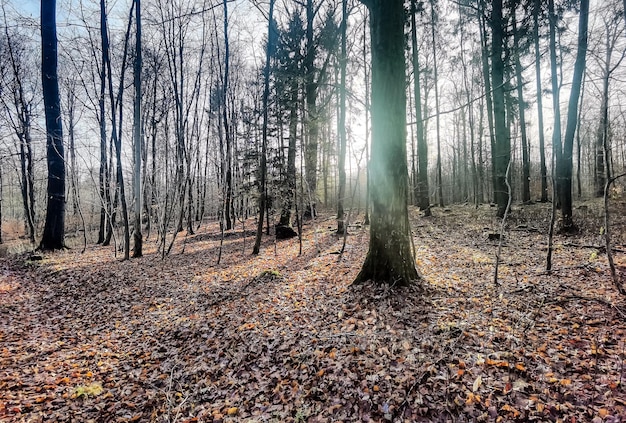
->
[[1, 201, 625, 422]]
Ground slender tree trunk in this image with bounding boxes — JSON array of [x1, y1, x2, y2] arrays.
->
[[363, 13, 370, 225], [66, 88, 79, 217], [0, 164, 3, 244], [534, 0, 548, 202], [18, 134, 35, 243], [411, 0, 430, 216], [223, 0, 233, 230], [548, 0, 563, 204], [477, 97, 485, 204], [103, 0, 133, 258], [513, 10, 530, 204], [132, 0, 143, 257], [491, 0, 510, 218], [252, 0, 275, 255], [97, 0, 109, 244], [3, 24, 36, 243], [40, 0, 66, 251], [430, 0, 443, 208], [304, 0, 319, 217], [558, 0, 589, 231], [577, 73, 585, 199], [337, 0, 347, 234], [278, 85, 298, 232], [457, 3, 476, 205], [478, 2, 496, 203]]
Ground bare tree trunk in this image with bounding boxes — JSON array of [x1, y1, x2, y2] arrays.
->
[[354, 0, 418, 286], [132, 0, 143, 258], [478, 2, 496, 203], [430, 0, 443, 208], [97, 0, 110, 245], [336, 0, 347, 234], [252, 0, 275, 255], [548, 0, 563, 205], [223, 0, 233, 230], [411, 0, 430, 216], [576, 73, 585, 199], [558, 0, 589, 231], [534, 0, 548, 202], [513, 10, 530, 204], [40, 0, 66, 251], [491, 0, 510, 218], [304, 0, 319, 217], [103, 0, 134, 259], [2, 18, 36, 243], [363, 13, 370, 225]]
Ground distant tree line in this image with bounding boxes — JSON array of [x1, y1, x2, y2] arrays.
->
[[0, 0, 623, 272]]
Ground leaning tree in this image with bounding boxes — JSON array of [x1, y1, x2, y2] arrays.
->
[[353, 0, 419, 286]]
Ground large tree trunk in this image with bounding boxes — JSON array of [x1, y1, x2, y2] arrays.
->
[[354, 0, 418, 286], [40, 0, 66, 251], [558, 0, 589, 231]]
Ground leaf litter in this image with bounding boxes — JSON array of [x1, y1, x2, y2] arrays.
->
[[0, 202, 625, 422]]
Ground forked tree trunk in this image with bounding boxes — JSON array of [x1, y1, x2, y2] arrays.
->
[[354, 0, 418, 286]]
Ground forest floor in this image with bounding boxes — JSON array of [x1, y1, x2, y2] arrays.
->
[[1, 200, 626, 423]]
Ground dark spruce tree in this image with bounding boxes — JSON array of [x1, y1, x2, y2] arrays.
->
[[353, 0, 419, 286], [40, 0, 66, 251]]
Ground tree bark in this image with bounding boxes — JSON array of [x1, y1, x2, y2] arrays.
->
[[411, 0, 430, 216], [252, 0, 275, 255], [336, 0, 347, 234], [558, 0, 589, 231], [97, 0, 110, 244], [548, 0, 563, 204], [513, 10, 530, 204], [132, 0, 143, 257], [40, 0, 66, 251], [478, 2, 496, 203], [354, 0, 419, 286], [490, 0, 510, 218], [429, 0, 444, 208], [533, 0, 548, 202]]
